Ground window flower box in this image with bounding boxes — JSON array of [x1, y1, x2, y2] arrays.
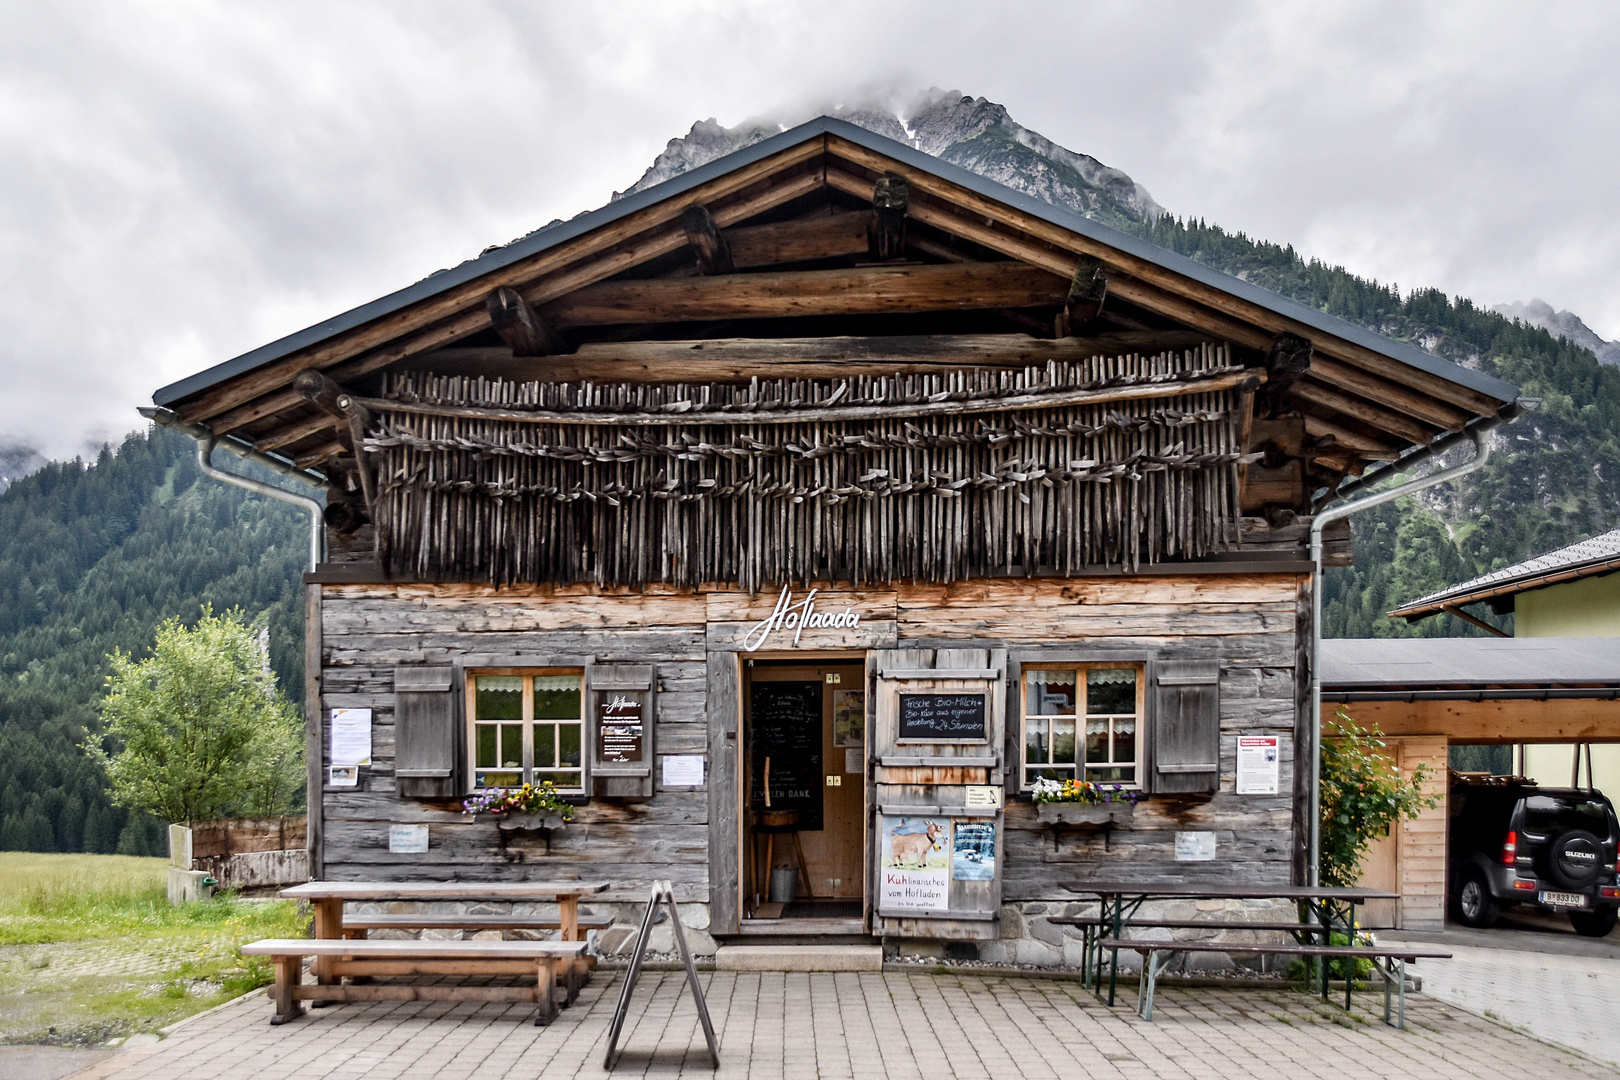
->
[[488, 809, 570, 832], [1036, 801, 1135, 828]]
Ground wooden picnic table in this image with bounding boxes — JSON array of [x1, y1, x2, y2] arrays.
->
[[1062, 881, 1401, 1006]]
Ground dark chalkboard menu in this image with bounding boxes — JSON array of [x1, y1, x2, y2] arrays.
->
[[748, 681, 824, 831], [898, 693, 988, 742]]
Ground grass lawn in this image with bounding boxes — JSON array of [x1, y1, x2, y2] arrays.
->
[[0, 852, 307, 1045]]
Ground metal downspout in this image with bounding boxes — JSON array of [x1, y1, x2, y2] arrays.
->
[[1307, 424, 1495, 887], [137, 405, 326, 571], [196, 437, 325, 571]]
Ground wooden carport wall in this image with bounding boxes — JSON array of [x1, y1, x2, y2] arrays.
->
[[1322, 697, 1620, 928]]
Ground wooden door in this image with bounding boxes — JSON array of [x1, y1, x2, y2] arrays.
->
[[869, 648, 1006, 940], [1358, 741, 1402, 928], [747, 662, 865, 901]]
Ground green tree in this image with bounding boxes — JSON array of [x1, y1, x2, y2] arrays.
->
[[1319, 709, 1440, 888], [87, 607, 304, 826]]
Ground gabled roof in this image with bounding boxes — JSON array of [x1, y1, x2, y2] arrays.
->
[[146, 115, 1519, 478], [1321, 637, 1620, 697], [1390, 528, 1620, 620]]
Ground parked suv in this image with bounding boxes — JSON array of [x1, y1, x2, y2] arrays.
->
[[1448, 777, 1620, 937]]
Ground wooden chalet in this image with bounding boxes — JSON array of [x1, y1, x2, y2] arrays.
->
[[148, 117, 1519, 961]]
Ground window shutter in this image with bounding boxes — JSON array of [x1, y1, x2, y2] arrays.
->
[[1149, 659, 1221, 794], [394, 665, 460, 798]]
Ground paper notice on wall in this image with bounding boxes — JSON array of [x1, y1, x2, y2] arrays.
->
[[845, 748, 864, 774], [389, 824, 429, 853], [328, 765, 358, 788], [661, 755, 705, 787], [330, 708, 372, 767], [1174, 831, 1217, 862], [1235, 736, 1280, 795], [879, 816, 950, 912]]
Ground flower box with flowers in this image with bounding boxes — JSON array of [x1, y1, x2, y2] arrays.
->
[[1031, 778, 1141, 827], [463, 782, 575, 832]]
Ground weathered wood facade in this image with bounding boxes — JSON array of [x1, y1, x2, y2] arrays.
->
[[148, 116, 1518, 963]]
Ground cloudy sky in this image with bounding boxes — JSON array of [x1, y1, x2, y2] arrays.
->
[[2, 0, 1616, 459]]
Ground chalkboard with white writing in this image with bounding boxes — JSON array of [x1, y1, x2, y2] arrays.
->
[[748, 681, 824, 831], [897, 693, 988, 741]]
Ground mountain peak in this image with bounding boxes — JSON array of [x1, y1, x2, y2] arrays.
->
[[1493, 299, 1620, 366], [614, 91, 1163, 228]]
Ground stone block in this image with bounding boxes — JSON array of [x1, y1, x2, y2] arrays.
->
[[714, 945, 882, 972]]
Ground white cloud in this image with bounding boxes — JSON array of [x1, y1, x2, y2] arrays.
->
[[0, 0, 1615, 457]]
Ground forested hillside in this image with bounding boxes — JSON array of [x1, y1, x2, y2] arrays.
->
[[1126, 215, 1620, 638], [0, 428, 307, 855]]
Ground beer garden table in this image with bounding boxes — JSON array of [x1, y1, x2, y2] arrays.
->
[[1062, 881, 1402, 1005]]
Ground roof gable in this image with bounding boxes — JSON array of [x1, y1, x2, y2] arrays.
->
[[147, 115, 1520, 492]]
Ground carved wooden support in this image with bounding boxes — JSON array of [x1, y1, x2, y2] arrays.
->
[[1057, 255, 1109, 336], [869, 173, 908, 261], [1260, 332, 1313, 417], [681, 204, 734, 275], [486, 286, 570, 357]]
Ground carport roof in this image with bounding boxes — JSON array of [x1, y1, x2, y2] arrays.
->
[[1321, 637, 1620, 692]]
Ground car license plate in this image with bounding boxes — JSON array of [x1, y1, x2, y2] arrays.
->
[[1540, 891, 1589, 909]]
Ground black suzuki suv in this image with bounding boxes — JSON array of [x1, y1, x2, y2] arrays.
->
[[1449, 777, 1620, 937]]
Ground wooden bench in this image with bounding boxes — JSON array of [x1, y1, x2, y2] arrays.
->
[[1048, 915, 1332, 986], [339, 913, 614, 938], [1093, 938, 1452, 1028], [242, 938, 589, 1026]]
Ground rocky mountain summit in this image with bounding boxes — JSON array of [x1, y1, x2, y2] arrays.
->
[[1492, 299, 1620, 366], [615, 90, 1163, 230]]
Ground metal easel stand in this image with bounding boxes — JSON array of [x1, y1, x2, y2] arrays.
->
[[603, 880, 721, 1070]]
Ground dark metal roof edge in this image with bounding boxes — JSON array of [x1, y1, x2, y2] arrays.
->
[[1390, 553, 1620, 617], [153, 114, 1519, 409]]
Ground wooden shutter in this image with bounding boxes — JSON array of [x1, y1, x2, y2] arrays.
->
[[1149, 659, 1221, 794], [394, 665, 459, 798]]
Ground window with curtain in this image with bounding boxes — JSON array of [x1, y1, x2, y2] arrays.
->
[[469, 670, 584, 791], [1022, 665, 1143, 788]]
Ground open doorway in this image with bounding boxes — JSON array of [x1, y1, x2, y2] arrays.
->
[[743, 659, 866, 926]]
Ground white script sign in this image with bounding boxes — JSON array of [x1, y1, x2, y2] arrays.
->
[[742, 586, 862, 652]]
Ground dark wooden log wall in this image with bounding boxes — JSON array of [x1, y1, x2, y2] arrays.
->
[[318, 572, 1304, 911]]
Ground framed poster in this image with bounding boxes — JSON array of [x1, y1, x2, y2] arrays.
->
[[833, 688, 865, 747], [598, 693, 645, 763], [879, 816, 949, 912]]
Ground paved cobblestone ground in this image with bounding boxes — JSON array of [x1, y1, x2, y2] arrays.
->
[[60, 971, 1619, 1080], [1388, 940, 1620, 1068]]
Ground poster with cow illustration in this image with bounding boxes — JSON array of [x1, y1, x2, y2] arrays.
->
[[879, 816, 950, 911]]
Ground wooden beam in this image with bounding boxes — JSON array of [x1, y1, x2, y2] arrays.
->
[[537, 262, 1069, 327], [832, 170, 1279, 352], [1301, 415, 1402, 458], [869, 173, 907, 261], [1441, 603, 1511, 638], [1258, 332, 1312, 418], [348, 367, 1261, 427], [827, 138, 1507, 418], [294, 439, 348, 470], [1288, 379, 1437, 446], [406, 331, 1224, 383], [292, 370, 349, 417], [1326, 697, 1620, 742], [334, 393, 377, 512], [175, 140, 830, 425], [681, 204, 733, 275], [201, 170, 835, 434], [1307, 354, 1471, 431], [256, 412, 341, 453], [726, 210, 868, 267], [487, 286, 570, 356]]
